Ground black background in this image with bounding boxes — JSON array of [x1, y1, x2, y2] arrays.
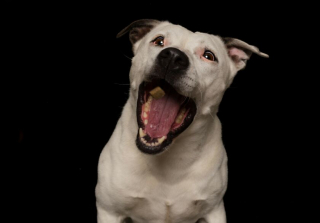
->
[[6, 1, 309, 223]]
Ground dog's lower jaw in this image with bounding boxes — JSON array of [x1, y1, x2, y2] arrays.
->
[[143, 114, 224, 172]]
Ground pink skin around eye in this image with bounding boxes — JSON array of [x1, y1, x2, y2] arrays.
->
[[195, 48, 215, 62], [195, 48, 204, 58]]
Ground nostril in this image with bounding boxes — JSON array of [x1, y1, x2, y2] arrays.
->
[[175, 56, 187, 66], [172, 53, 189, 70]]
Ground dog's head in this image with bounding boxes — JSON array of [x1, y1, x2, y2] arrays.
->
[[117, 19, 268, 154]]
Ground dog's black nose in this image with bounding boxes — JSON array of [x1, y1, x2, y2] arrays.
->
[[158, 47, 189, 72]]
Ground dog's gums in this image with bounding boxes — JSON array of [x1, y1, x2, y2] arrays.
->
[[136, 79, 197, 154]]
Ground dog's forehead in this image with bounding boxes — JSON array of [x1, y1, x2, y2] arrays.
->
[[194, 32, 223, 46], [152, 23, 225, 53], [152, 23, 193, 39]]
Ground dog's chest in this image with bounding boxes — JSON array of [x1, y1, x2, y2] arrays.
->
[[114, 179, 212, 223]]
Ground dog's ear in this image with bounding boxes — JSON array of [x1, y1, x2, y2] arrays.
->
[[223, 37, 269, 71], [116, 19, 161, 45]]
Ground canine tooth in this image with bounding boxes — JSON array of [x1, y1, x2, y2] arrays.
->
[[144, 119, 148, 125], [146, 143, 151, 146], [139, 128, 146, 137], [158, 136, 166, 144], [154, 142, 159, 146], [151, 142, 155, 146], [143, 112, 148, 118]]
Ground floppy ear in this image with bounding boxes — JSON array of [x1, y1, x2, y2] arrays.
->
[[116, 19, 161, 45], [223, 37, 269, 71]]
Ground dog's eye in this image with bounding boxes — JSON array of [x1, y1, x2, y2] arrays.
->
[[203, 50, 217, 62], [151, 36, 165, 46]]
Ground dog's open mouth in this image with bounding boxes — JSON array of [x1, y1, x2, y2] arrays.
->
[[136, 79, 197, 154]]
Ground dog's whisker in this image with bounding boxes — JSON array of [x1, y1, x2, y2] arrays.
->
[[122, 54, 133, 61], [208, 112, 215, 121]]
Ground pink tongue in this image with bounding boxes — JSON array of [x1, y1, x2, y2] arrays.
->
[[146, 90, 185, 138]]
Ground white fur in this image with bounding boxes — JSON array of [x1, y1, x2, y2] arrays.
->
[[95, 21, 267, 223]]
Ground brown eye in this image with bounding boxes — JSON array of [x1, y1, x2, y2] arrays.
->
[[151, 36, 165, 46], [203, 50, 217, 62]]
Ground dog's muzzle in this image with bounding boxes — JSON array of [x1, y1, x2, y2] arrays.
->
[[135, 47, 197, 154]]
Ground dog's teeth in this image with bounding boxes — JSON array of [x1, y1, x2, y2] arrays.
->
[[175, 108, 186, 124], [144, 104, 150, 112], [154, 142, 159, 146], [151, 142, 155, 146], [179, 108, 186, 116], [144, 96, 153, 112], [147, 95, 153, 104], [146, 143, 151, 146], [139, 128, 146, 137], [143, 112, 148, 118], [175, 114, 183, 124], [141, 138, 148, 145], [158, 136, 167, 144], [175, 116, 182, 124], [144, 119, 148, 125]]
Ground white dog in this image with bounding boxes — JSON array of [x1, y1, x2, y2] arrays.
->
[[95, 19, 268, 223]]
